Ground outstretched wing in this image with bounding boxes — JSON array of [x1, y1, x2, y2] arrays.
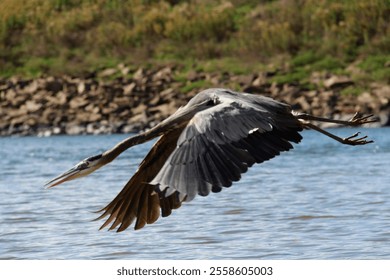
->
[[96, 91, 302, 231], [95, 126, 185, 231], [151, 94, 303, 201]]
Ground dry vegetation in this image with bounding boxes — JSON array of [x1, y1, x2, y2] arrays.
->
[[0, 0, 389, 85], [1, 0, 390, 135]]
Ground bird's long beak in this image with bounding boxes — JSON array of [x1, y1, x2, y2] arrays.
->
[[45, 163, 89, 189]]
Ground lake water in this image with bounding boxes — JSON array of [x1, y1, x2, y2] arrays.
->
[[0, 127, 389, 260]]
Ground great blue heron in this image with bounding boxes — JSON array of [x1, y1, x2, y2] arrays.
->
[[45, 88, 375, 231]]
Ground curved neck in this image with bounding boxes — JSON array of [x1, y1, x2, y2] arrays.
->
[[100, 100, 207, 165], [102, 131, 156, 164]]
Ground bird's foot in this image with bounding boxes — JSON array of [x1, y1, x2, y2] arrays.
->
[[342, 132, 374, 146], [347, 112, 377, 126]]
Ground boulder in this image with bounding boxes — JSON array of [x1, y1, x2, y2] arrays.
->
[[324, 76, 354, 89]]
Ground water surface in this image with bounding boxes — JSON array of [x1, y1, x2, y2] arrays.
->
[[0, 128, 389, 259]]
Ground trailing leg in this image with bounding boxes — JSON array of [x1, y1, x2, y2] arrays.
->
[[300, 121, 373, 146], [294, 112, 377, 126]]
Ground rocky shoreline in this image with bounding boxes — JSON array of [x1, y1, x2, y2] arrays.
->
[[1, 65, 389, 137]]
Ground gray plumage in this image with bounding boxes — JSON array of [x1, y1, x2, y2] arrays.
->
[[151, 89, 302, 201], [45, 88, 374, 231]]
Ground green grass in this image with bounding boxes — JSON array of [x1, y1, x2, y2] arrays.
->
[[357, 55, 390, 82], [340, 86, 367, 96], [291, 52, 320, 68], [269, 52, 348, 86], [271, 70, 310, 85], [0, 0, 389, 87], [310, 57, 345, 72], [180, 80, 214, 94], [197, 57, 267, 75]]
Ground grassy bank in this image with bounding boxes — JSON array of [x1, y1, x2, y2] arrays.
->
[[0, 0, 389, 87]]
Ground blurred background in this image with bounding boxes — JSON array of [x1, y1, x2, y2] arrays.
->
[[0, 0, 389, 135]]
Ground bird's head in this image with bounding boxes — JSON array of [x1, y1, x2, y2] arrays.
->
[[45, 154, 104, 188]]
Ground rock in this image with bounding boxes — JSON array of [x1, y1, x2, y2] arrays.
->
[[4, 88, 16, 100], [118, 63, 130, 76], [102, 105, 117, 115], [77, 82, 86, 94], [358, 92, 375, 106], [69, 96, 89, 109], [150, 103, 174, 116], [295, 96, 311, 112], [52, 127, 62, 135], [123, 83, 136, 95], [159, 88, 175, 98], [252, 73, 268, 87], [1, 66, 389, 137], [45, 91, 67, 106], [25, 101, 42, 113], [372, 85, 390, 106], [131, 103, 147, 116], [324, 76, 354, 89], [38, 130, 52, 137], [7, 107, 27, 118], [153, 66, 172, 82], [88, 113, 102, 122], [129, 112, 148, 125], [98, 68, 117, 78], [65, 124, 85, 135], [21, 80, 39, 94], [45, 79, 63, 93], [230, 74, 254, 86], [378, 110, 390, 126], [149, 94, 161, 106], [122, 124, 139, 134], [186, 70, 199, 81], [86, 123, 97, 134], [133, 68, 144, 81], [113, 97, 130, 107]]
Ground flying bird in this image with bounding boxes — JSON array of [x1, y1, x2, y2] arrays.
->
[[45, 88, 375, 231]]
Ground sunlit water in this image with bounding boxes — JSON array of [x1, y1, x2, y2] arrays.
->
[[0, 128, 389, 260]]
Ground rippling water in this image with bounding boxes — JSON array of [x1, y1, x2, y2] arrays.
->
[[1, 128, 389, 259]]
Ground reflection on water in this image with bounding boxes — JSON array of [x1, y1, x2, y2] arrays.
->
[[0, 128, 389, 259]]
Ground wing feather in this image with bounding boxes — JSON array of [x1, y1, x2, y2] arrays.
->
[[97, 89, 303, 230], [95, 127, 186, 231], [134, 189, 149, 230], [151, 92, 303, 202]]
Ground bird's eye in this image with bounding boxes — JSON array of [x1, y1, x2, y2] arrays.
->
[[77, 161, 89, 169]]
